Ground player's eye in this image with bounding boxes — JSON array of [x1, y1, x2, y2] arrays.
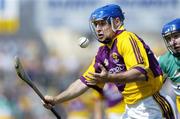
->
[[93, 20, 107, 28], [165, 36, 171, 42], [93, 22, 97, 27], [173, 33, 180, 39], [99, 20, 107, 26]]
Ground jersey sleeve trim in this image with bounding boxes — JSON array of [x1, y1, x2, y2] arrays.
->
[[80, 76, 104, 95], [133, 66, 148, 81]]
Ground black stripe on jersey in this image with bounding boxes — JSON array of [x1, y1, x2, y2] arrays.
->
[[154, 93, 170, 119], [129, 37, 144, 64], [156, 93, 175, 118], [132, 37, 144, 63], [153, 92, 175, 119], [129, 38, 140, 63]]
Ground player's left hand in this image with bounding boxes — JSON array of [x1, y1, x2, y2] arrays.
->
[[85, 63, 109, 85]]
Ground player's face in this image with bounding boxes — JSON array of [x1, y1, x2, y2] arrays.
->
[[165, 32, 180, 54], [93, 20, 115, 42]]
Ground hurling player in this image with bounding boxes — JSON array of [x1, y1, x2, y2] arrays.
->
[[43, 4, 176, 119], [159, 18, 180, 118]]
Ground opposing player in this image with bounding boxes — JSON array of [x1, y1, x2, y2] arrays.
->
[[43, 4, 176, 119], [158, 18, 180, 117]]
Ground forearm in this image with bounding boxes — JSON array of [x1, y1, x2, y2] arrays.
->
[[54, 79, 89, 104], [108, 68, 146, 83]]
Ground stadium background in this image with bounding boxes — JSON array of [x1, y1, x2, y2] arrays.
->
[[0, 0, 179, 119]]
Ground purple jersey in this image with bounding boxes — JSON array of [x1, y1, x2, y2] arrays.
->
[[80, 26, 163, 104]]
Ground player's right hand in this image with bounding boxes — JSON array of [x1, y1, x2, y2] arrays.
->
[[42, 95, 56, 109]]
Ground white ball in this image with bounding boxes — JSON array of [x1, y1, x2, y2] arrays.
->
[[78, 37, 89, 48]]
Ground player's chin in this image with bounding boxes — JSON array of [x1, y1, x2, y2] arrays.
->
[[98, 37, 105, 42]]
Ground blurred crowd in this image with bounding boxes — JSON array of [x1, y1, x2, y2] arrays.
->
[[0, 37, 85, 119]]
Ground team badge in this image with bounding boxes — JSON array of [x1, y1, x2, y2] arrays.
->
[[111, 52, 119, 63]]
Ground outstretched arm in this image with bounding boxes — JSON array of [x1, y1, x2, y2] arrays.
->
[[43, 79, 89, 108]]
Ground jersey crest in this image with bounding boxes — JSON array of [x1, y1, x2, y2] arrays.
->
[[111, 52, 119, 63]]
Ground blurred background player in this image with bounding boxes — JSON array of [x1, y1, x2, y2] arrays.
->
[[64, 89, 99, 119], [64, 83, 125, 119], [43, 4, 176, 119], [158, 18, 180, 118], [99, 83, 125, 119]]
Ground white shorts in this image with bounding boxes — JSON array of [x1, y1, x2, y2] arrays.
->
[[122, 92, 177, 119], [107, 113, 124, 119]]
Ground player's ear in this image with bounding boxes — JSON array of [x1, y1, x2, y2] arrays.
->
[[116, 17, 121, 26], [113, 17, 121, 28]]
